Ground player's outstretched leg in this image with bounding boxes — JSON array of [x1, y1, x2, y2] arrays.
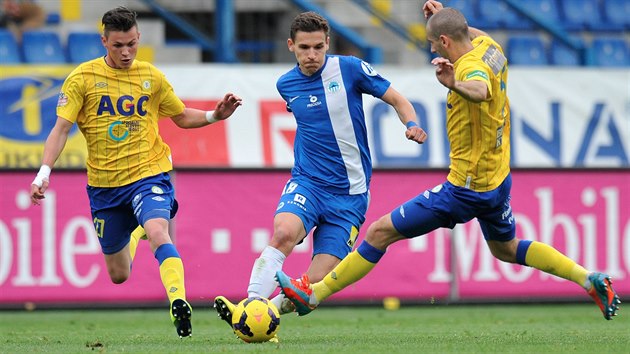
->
[[275, 271, 315, 316], [587, 272, 621, 320], [213, 296, 236, 329], [171, 299, 192, 338]]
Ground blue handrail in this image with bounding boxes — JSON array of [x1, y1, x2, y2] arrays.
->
[[288, 0, 383, 64], [215, 0, 237, 63]]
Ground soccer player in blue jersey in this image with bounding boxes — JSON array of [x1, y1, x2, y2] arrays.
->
[[276, 1, 620, 321], [214, 11, 427, 332], [29, 6, 242, 338]]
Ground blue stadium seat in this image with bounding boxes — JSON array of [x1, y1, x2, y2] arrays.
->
[[440, 0, 479, 27], [518, 0, 561, 28], [560, 0, 602, 31], [477, 0, 532, 30], [506, 35, 548, 66], [22, 31, 66, 63], [593, 0, 630, 32], [67, 32, 106, 63], [0, 29, 21, 64], [588, 38, 629, 67], [549, 39, 581, 66]]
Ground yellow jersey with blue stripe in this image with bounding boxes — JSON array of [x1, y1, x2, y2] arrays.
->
[[446, 35, 510, 192], [57, 57, 185, 187]]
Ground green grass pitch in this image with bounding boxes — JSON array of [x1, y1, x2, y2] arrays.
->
[[1, 303, 627, 353]]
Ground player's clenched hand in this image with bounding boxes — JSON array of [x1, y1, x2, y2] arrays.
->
[[214, 93, 243, 121], [406, 126, 427, 144], [30, 179, 49, 205], [423, 0, 443, 19]]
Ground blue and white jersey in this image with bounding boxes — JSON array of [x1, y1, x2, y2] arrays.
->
[[276, 55, 391, 195]]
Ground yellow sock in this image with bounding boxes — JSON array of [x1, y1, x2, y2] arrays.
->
[[525, 241, 589, 288], [128, 226, 146, 262], [159, 257, 186, 304], [312, 250, 376, 303]]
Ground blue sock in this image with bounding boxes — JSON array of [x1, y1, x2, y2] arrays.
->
[[516, 240, 532, 266], [356, 241, 386, 263], [154, 243, 180, 265]]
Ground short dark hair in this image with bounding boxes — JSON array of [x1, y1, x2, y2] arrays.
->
[[290, 11, 329, 40], [102, 6, 138, 36], [427, 8, 468, 42]]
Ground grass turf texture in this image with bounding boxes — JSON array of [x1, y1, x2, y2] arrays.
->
[[1, 303, 627, 353]]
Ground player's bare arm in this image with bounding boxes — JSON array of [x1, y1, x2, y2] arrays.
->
[[452, 80, 488, 103], [431, 57, 488, 103], [423, 1, 488, 39], [380, 87, 427, 144], [468, 27, 490, 40], [170, 92, 242, 128], [30, 117, 73, 205], [423, 0, 443, 19]]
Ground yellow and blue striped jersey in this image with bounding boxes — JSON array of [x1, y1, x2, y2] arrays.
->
[[446, 35, 511, 192], [57, 57, 185, 187]]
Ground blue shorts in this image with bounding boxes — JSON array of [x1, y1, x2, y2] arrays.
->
[[87, 172, 178, 255], [275, 177, 369, 260], [391, 174, 515, 241]]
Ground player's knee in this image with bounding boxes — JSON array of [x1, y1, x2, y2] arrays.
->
[[492, 252, 515, 263], [108, 269, 130, 284], [489, 246, 517, 263], [271, 226, 299, 248], [365, 218, 397, 249]]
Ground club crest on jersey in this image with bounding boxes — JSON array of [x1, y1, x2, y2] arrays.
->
[[361, 61, 378, 76], [142, 80, 151, 90], [327, 81, 340, 93]]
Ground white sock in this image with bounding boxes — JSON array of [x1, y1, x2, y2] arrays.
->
[[247, 246, 286, 298]]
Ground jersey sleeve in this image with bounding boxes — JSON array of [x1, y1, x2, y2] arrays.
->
[[56, 68, 85, 123], [350, 56, 391, 98], [276, 71, 293, 113], [156, 70, 185, 118], [457, 57, 493, 98]]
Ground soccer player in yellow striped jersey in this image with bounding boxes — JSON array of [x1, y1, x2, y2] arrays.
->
[[275, 1, 620, 321], [443, 32, 510, 191], [29, 6, 243, 337], [59, 55, 185, 188]]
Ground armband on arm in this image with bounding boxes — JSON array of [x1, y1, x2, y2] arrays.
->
[[406, 121, 419, 129]]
